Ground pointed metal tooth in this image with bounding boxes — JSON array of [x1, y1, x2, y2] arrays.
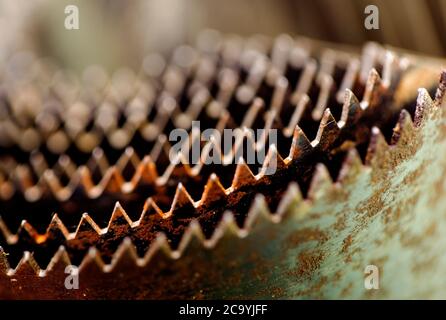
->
[[131, 155, 158, 185], [0, 217, 16, 244], [101, 167, 125, 194], [231, 158, 257, 190], [391, 109, 415, 145], [0, 246, 10, 275], [90, 147, 109, 176], [313, 108, 340, 150], [107, 202, 133, 232], [259, 144, 286, 177], [46, 213, 70, 241], [139, 197, 165, 223], [107, 237, 140, 271], [435, 70, 446, 106], [169, 183, 195, 213], [287, 125, 312, 161], [308, 163, 333, 200], [361, 68, 382, 110], [338, 89, 362, 129], [16, 220, 40, 243], [43, 245, 72, 275], [75, 213, 102, 236], [177, 219, 207, 253], [276, 182, 304, 220], [337, 148, 363, 184], [414, 88, 435, 127], [78, 247, 106, 274], [78, 166, 95, 193], [12, 251, 40, 276], [365, 126, 389, 166], [200, 173, 227, 204], [244, 194, 271, 230]]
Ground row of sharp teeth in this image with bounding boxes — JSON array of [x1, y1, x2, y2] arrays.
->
[[0, 77, 443, 271], [0, 74, 444, 274]]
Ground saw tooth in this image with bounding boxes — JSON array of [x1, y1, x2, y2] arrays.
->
[[414, 88, 435, 127], [43, 245, 72, 276], [337, 148, 363, 184], [46, 214, 70, 241], [100, 166, 125, 194], [0, 247, 10, 275], [107, 202, 133, 233], [307, 163, 333, 200], [391, 109, 415, 145], [365, 126, 390, 166], [258, 144, 286, 177], [107, 237, 140, 271], [200, 173, 227, 204], [435, 70, 446, 106], [338, 89, 362, 129], [169, 183, 196, 214], [230, 158, 257, 190], [287, 125, 313, 161], [130, 155, 158, 186], [312, 108, 341, 150], [11, 251, 40, 276], [361, 68, 383, 110], [74, 213, 102, 237], [243, 194, 272, 230]]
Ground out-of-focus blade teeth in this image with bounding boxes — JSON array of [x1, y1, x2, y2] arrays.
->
[[244, 194, 271, 229], [287, 125, 313, 161], [284, 94, 310, 137], [307, 163, 333, 200], [361, 68, 382, 110], [312, 74, 334, 121], [391, 109, 415, 145], [107, 237, 140, 271], [338, 89, 362, 129], [0, 217, 16, 244], [231, 158, 257, 190], [435, 70, 446, 105], [312, 108, 340, 150], [365, 126, 390, 167], [200, 173, 227, 204], [336, 58, 360, 103], [43, 246, 72, 275], [101, 167, 125, 194], [275, 182, 303, 218], [337, 148, 363, 184], [130, 156, 158, 186], [291, 58, 317, 104], [78, 247, 106, 275], [11, 252, 40, 276]]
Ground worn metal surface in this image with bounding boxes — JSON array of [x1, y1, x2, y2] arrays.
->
[[1, 73, 446, 299]]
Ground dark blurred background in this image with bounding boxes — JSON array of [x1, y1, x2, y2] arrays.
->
[[0, 0, 445, 73]]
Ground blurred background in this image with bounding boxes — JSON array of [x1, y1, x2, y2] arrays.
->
[[0, 0, 445, 73]]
